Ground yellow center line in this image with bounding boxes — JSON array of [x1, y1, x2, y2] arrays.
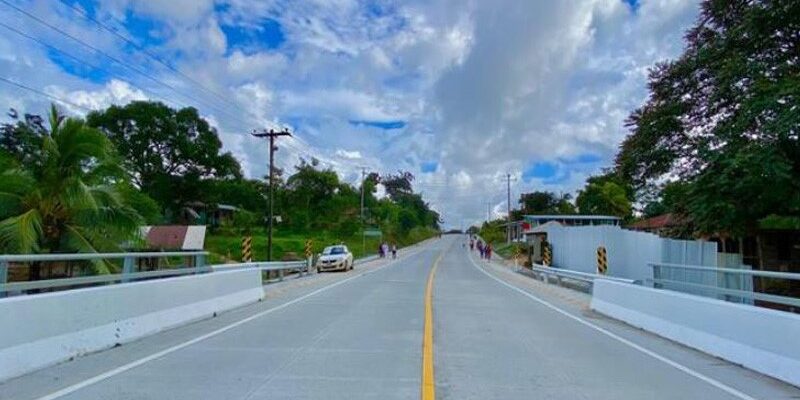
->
[[421, 251, 443, 400]]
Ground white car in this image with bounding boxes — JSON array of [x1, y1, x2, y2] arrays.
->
[[316, 245, 354, 272]]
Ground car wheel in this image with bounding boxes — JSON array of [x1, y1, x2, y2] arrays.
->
[[349, 261, 354, 270]]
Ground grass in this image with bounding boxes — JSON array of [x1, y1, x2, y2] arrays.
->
[[205, 232, 383, 264], [205, 227, 439, 264], [492, 242, 527, 260]]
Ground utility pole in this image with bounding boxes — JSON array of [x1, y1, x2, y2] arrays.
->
[[504, 173, 517, 244], [507, 173, 512, 244], [360, 168, 367, 220], [360, 167, 367, 256], [251, 128, 292, 261]]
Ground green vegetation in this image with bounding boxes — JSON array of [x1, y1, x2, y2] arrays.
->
[[0, 101, 440, 264], [0, 106, 140, 274], [510, 191, 575, 220], [575, 173, 633, 220], [615, 0, 800, 237], [205, 226, 437, 264]]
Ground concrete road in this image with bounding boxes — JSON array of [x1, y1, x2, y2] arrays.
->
[[2, 236, 799, 399]]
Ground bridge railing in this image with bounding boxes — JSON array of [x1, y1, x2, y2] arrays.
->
[[0, 251, 209, 296], [0, 251, 316, 297], [520, 263, 637, 292], [648, 262, 800, 312], [0, 251, 385, 297]]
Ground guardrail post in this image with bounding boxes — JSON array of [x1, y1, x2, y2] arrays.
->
[[122, 256, 134, 283], [279, 268, 284, 282], [307, 257, 313, 275], [0, 260, 7, 298], [194, 254, 206, 274]]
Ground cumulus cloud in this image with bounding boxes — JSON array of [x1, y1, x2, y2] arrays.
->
[[0, 0, 700, 228]]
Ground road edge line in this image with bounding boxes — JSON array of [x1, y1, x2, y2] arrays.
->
[[33, 246, 430, 400], [466, 252, 760, 400]]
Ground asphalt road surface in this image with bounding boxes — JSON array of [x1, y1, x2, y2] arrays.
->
[[3, 236, 799, 399]]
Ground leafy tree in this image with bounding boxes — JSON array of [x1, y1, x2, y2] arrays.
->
[[576, 173, 633, 218], [616, 0, 800, 236], [0, 106, 141, 273], [576, 180, 632, 218], [86, 101, 242, 215], [518, 191, 575, 215], [381, 171, 414, 200]]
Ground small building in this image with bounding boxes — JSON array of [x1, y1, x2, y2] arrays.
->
[[503, 214, 623, 242], [179, 203, 238, 227], [523, 214, 622, 228], [627, 213, 682, 236]]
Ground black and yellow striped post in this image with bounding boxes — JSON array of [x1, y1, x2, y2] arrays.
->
[[542, 242, 552, 266], [241, 236, 253, 262], [596, 246, 608, 275], [304, 239, 313, 259]]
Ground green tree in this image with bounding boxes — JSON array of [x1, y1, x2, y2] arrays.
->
[[0, 106, 141, 273], [616, 0, 800, 236], [518, 191, 575, 215], [576, 180, 632, 218], [86, 101, 242, 216], [575, 173, 633, 218]]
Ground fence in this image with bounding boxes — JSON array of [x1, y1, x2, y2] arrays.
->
[[538, 225, 717, 282]]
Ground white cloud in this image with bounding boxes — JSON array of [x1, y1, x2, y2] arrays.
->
[[47, 80, 148, 114], [0, 0, 700, 229], [335, 149, 362, 159]]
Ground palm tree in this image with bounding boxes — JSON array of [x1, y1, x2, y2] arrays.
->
[[0, 105, 141, 275]]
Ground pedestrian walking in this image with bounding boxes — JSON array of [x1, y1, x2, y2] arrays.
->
[[486, 244, 493, 260], [391, 243, 397, 259]]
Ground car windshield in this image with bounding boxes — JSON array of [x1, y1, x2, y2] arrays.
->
[[323, 246, 346, 255]]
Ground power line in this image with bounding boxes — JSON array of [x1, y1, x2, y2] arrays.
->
[[57, 0, 246, 116], [0, 0, 249, 128], [0, 76, 94, 113], [0, 20, 191, 111]]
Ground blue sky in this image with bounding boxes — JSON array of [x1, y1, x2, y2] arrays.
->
[[0, 0, 699, 228]]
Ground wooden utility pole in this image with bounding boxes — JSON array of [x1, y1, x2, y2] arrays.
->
[[251, 128, 292, 261], [360, 167, 367, 256], [507, 173, 512, 244]]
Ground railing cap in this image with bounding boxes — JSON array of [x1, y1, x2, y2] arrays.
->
[[0, 251, 209, 262]]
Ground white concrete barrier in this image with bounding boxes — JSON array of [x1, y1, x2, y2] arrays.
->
[[0, 269, 264, 382], [591, 280, 800, 387]]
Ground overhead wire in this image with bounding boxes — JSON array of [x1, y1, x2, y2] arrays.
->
[[0, 76, 95, 113], [57, 0, 247, 115], [0, 0, 253, 132], [0, 20, 191, 111]]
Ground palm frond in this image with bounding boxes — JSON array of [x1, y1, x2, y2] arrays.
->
[[61, 178, 99, 212], [61, 224, 112, 274], [0, 209, 42, 253]]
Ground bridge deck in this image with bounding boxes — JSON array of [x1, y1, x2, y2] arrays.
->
[[2, 237, 798, 399]]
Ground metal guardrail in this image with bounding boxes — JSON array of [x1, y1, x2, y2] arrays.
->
[[0, 251, 387, 297], [0, 251, 209, 296], [212, 260, 311, 282], [649, 262, 800, 311], [523, 264, 637, 287]]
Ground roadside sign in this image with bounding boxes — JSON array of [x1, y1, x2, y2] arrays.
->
[[364, 229, 382, 237], [597, 246, 608, 275]]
